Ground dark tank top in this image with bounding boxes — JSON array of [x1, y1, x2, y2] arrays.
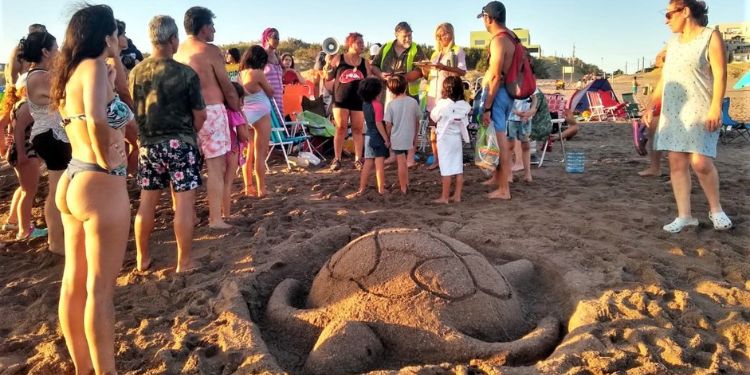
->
[[333, 56, 367, 106]]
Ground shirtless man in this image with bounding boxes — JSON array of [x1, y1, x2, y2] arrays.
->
[[174, 6, 239, 229], [1, 24, 46, 155], [478, 1, 515, 200]]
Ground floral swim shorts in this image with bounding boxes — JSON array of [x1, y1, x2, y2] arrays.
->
[[198, 104, 231, 159], [138, 139, 203, 192]]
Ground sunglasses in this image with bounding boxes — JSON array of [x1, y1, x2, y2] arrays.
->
[[665, 7, 684, 20]]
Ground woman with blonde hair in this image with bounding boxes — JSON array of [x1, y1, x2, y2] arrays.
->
[[421, 23, 466, 170]]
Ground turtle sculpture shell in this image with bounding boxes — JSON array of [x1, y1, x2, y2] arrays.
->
[[307, 228, 529, 343]]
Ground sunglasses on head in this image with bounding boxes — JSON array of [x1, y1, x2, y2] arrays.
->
[[665, 7, 684, 20]]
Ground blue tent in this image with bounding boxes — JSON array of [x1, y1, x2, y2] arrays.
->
[[734, 71, 750, 89], [568, 78, 618, 112]]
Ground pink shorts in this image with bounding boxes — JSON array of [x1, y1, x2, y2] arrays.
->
[[198, 104, 231, 159]]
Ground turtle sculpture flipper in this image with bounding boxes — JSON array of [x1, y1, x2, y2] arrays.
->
[[265, 229, 561, 374]]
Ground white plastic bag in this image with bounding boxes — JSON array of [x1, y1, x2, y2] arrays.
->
[[298, 151, 321, 166]]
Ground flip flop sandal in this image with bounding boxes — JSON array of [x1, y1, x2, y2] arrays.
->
[[708, 212, 733, 231], [662, 217, 699, 233], [632, 119, 648, 156]]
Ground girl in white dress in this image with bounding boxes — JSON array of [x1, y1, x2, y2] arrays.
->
[[644, 0, 732, 233], [430, 76, 470, 204]]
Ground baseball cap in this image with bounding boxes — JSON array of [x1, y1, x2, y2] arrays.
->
[[477, 1, 506, 21]]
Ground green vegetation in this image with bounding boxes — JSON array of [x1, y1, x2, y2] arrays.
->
[[218, 40, 603, 80]]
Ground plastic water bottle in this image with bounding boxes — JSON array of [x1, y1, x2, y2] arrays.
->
[[565, 150, 585, 173]]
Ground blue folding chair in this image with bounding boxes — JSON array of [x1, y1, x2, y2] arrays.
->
[[267, 98, 313, 169], [720, 97, 749, 144]]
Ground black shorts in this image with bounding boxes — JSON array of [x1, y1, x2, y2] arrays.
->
[[333, 99, 364, 112], [7, 126, 38, 167], [393, 149, 409, 155], [32, 129, 72, 171]]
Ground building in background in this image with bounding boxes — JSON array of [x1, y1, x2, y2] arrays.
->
[[718, 22, 750, 62], [469, 28, 541, 57]]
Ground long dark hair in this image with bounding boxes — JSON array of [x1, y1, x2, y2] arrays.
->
[[239, 45, 268, 70], [50, 4, 116, 109], [17, 32, 56, 63]]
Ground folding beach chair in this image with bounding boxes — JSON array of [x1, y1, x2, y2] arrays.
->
[[267, 98, 314, 169], [598, 91, 627, 120], [720, 97, 750, 144], [585, 91, 607, 121], [621, 92, 642, 119], [296, 110, 334, 160], [534, 93, 568, 167]]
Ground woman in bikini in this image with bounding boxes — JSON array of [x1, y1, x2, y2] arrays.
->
[[50, 5, 133, 373], [240, 45, 273, 198]]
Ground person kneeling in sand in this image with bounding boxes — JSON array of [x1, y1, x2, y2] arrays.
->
[[349, 77, 389, 197], [431, 76, 470, 203], [131, 15, 206, 273]]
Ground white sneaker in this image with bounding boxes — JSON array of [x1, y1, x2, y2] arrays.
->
[[663, 217, 699, 233]]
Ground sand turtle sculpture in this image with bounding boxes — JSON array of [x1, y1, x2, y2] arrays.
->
[[267, 228, 560, 374]]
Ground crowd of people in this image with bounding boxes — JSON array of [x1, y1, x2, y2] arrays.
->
[[0, 0, 734, 372]]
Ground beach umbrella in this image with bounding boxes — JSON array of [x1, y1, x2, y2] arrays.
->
[[734, 70, 750, 89]]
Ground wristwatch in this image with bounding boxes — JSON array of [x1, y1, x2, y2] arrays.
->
[[483, 107, 492, 113]]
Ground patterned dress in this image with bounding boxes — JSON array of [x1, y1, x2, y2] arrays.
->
[[264, 61, 284, 117], [654, 28, 718, 158]]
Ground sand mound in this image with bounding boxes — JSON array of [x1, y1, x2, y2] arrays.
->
[[0, 122, 749, 374]]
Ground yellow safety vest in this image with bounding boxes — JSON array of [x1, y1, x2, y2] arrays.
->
[[381, 41, 420, 96]]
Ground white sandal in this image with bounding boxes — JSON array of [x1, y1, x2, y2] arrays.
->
[[663, 217, 699, 233], [708, 212, 733, 231]]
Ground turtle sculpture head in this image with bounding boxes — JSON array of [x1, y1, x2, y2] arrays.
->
[[266, 228, 560, 374]]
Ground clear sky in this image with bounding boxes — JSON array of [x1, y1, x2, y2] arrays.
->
[[0, 0, 746, 73]]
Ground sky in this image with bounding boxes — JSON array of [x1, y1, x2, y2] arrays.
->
[[0, 0, 747, 73]]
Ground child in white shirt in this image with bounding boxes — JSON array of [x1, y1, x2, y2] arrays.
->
[[430, 76, 470, 203]]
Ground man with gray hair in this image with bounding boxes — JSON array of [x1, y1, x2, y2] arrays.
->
[[129, 15, 207, 273]]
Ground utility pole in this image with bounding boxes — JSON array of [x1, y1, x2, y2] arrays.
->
[[625, 61, 628, 75], [571, 44, 576, 67]]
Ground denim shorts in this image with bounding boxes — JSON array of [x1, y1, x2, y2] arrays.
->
[[507, 120, 531, 142], [364, 135, 389, 159], [482, 86, 513, 133]]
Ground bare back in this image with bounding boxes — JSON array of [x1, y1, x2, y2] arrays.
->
[[60, 58, 123, 166], [174, 37, 226, 106], [486, 32, 515, 84]]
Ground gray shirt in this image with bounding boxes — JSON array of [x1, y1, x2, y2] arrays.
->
[[384, 96, 420, 151]]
